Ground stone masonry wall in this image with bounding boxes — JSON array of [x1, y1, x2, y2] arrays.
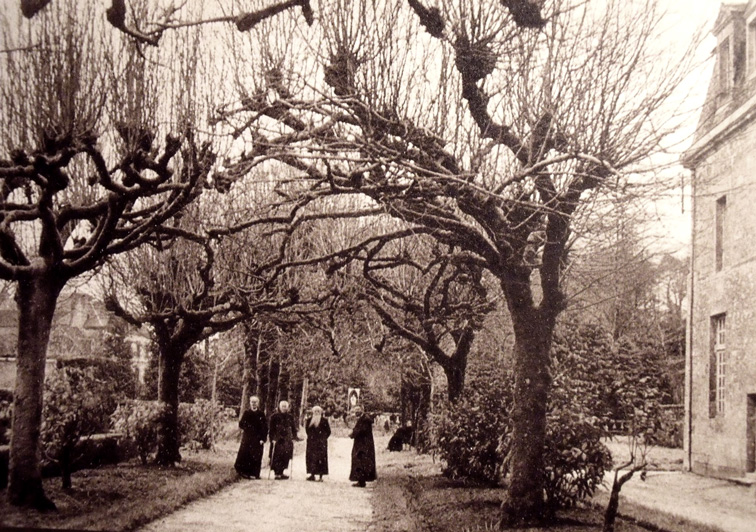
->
[[690, 112, 756, 478]]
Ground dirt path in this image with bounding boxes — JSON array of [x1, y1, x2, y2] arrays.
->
[[139, 436, 374, 532]]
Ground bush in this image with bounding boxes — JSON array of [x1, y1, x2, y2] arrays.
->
[[642, 405, 682, 448], [178, 399, 226, 451], [113, 399, 229, 462], [59, 357, 135, 433], [434, 368, 611, 515], [111, 400, 163, 465], [0, 396, 11, 446], [434, 370, 512, 484], [41, 365, 111, 488], [542, 389, 612, 511], [40, 433, 125, 477]]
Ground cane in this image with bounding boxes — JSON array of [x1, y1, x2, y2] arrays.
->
[[267, 440, 276, 479]]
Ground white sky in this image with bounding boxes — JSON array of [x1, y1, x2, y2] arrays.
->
[[645, 0, 721, 257]]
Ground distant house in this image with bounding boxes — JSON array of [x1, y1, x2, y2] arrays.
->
[[0, 289, 151, 393], [682, 1, 756, 479]]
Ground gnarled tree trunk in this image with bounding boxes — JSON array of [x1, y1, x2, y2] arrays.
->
[[155, 347, 184, 466], [499, 282, 557, 526], [8, 271, 63, 509], [443, 327, 474, 403]]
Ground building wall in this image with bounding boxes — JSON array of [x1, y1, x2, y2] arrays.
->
[[689, 112, 756, 477]]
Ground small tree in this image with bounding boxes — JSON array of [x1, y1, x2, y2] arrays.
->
[[602, 426, 649, 532]]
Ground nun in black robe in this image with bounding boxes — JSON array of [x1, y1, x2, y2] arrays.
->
[[305, 406, 331, 481], [348, 406, 376, 487], [268, 400, 298, 479], [234, 396, 267, 478]]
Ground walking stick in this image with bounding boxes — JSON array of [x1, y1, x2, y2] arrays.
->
[[268, 440, 276, 479]]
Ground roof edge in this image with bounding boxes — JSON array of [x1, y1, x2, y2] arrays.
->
[[682, 91, 756, 168]]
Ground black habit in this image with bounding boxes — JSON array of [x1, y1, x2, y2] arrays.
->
[[234, 409, 268, 478], [269, 411, 298, 475], [305, 417, 331, 476], [349, 415, 377, 483]]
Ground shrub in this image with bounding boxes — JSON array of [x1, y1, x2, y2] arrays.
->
[[59, 357, 135, 433], [0, 397, 11, 446], [541, 390, 612, 511], [434, 368, 611, 515], [647, 405, 683, 448], [41, 365, 110, 488], [178, 399, 226, 451], [111, 400, 163, 465], [434, 370, 512, 484], [111, 399, 228, 462]]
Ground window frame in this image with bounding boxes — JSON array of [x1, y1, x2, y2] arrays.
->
[[747, 11, 756, 76], [718, 37, 733, 104], [715, 195, 726, 272], [711, 313, 727, 417]]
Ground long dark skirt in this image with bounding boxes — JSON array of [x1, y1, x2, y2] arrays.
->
[[270, 439, 294, 474], [349, 438, 377, 482], [235, 434, 264, 477], [306, 438, 329, 475]]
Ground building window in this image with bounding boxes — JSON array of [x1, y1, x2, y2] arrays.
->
[[749, 19, 756, 74], [715, 195, 726, 271], [718, 38, 732, 103], [710, 314, 727, 417]]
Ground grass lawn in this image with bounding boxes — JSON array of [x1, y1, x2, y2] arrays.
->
[[402, 473, 648, 532], [0, 430, 726, 532], [374, 440, 724, 532], [0, 437, 241, 532], [402, 473, 726, 532]]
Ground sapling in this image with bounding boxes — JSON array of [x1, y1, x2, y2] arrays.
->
[[603, 418, 650, 532]]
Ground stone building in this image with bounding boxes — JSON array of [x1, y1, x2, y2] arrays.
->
[[682, 1, 756, 479], [0, 289, 151, 394]]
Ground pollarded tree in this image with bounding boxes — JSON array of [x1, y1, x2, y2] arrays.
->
[[215, 0, 695, 524], [2, 0, 317, 506], [103, 187, 321, 465], [331, 234, 496, 403], [0, 0, 212, 508]]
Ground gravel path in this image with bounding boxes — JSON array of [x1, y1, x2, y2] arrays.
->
[[139, 436, 374, 532]]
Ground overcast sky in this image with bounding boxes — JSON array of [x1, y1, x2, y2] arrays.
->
[[641, 0, 721, 256]]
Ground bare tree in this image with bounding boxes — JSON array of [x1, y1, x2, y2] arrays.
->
[[103, 185, 324, 464], [1, 0, 317, 506], [212, 0, 695, 524], [329, 233, 496, 403], [19, 0, 314, 44], [0, 0, 215, 508]]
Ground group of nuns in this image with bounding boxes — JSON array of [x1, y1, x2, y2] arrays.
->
[[234, 396, 376, 487]]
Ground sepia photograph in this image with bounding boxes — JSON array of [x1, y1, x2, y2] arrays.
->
[[0, 0, 753, 531]]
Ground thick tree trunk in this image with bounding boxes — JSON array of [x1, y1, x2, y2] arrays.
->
[[414, 380, 432, 450], [444, 327, 473, 403], [240, 331, 261, 416], [155, 348, 183, 466], [8, 273, 62, 510], [444, 364, 465, 404], [266, 353, 279, 413], [277, 353, 290, 402], [60, 455, 73, 490], [499, 306, 555, 527]]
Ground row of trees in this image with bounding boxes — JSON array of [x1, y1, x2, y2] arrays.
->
[[1, 0, 694, 526]]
